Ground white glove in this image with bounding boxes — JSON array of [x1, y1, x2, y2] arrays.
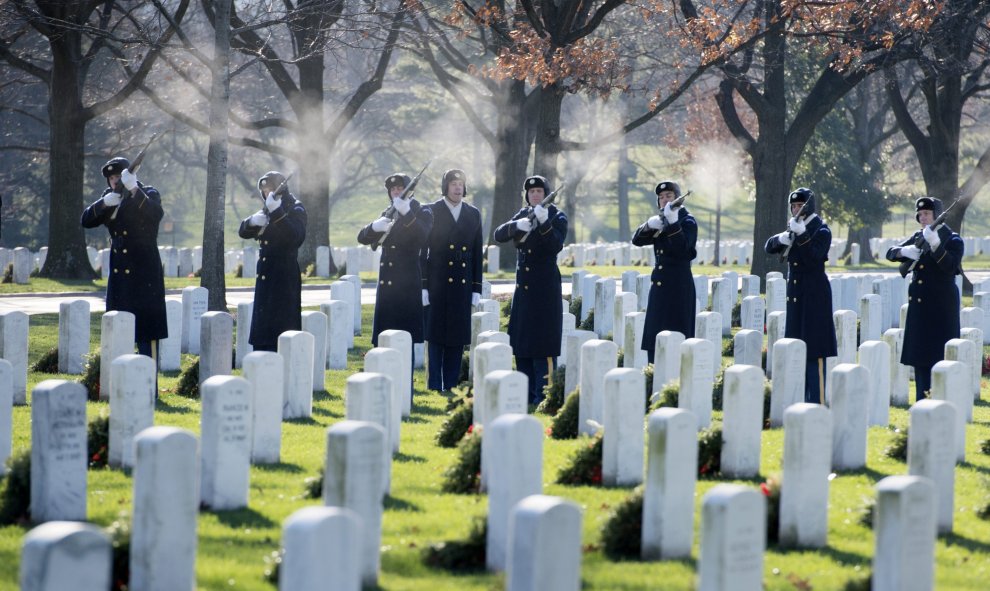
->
[[534, 204, 549, 224], [249, 212, 268, 227], [422, 289, 430, 306], [102, 192, 122, 207], [788, 218, 807, 235], [393, 197, 411, 216], [646, 215, 663, 230], [121, 169, 138, 191], [371, 216, 392, 233], [265, 192, 281, 212], [776, 231, 792, 246], [663, 202, 678, 225], [899, 244, 921, 261], [471, 293, 481, 307], [516, 218, 533, 233], [922, 225, 940, 250]]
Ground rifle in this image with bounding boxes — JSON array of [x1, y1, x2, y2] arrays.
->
[[653, 190, 692, 238], [779, 198, 811, 261], [372, 159, 431, 250], [897, 199, 960, 278], [261, 171, 295, 215], [111, 131, 166, 220], [518, 182, 566, 243]]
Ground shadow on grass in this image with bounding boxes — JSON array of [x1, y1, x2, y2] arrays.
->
[[771, 543, 869, 565], [284, 416, 320, 426], [154, 397, 195, 414], [394, 451, 427, 464], [411, 403, 445, 417], [941, 530, 990, 553], [206, 506, 277, 529], [252, 462, 305, 474], [384, 495, 422, 512], [835, 465, 888, 483]]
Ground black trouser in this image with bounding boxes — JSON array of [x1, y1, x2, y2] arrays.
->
[[914, 364, 932, 402], [428, 342, 463, 391], [805, 357, 826, 404], [516, 356, 556, 405]]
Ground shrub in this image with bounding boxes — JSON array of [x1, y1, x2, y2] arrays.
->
[[106, 513, 131, 591], [0, 448, 31, 525], [731, 301, 741, 327], [697, 425, 722, 478], [235, 263, 244, 278], [336, 262, 347, 278], [556, 434, 603, 486], [444, 384, 473, 412], [721, 337, 734, 358], [457, 351, 470, 386], [536, 366, 568, 416], [88, 413, 110, 469], [600, 488, 644, 559], [760, 475, 782, 544], [81, 352, 101, 401], [643, 364, 654, 410], [579, 309, 595, 331], [436, 400, 474, 448], [440, 429, 482, 494], [2, 264, 12, 283], [712, 370, 724, 411], [548, 389, 580, 440], [303, 467, 324, 499], [763, 379, 772, 428], [176, 360, 200, 398], [423, 516, 487, 572], [568, 296, 582, 318], [31, 347, 59, 373], [648, 381, 679, 413], [884, 427, 909, 461]]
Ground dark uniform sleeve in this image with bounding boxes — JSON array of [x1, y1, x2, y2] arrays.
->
[[357, 208, 389, 246], [239, 215, 263, 239], [262, 199, 307, 249], [765, 233, 787, 254], [929, 228, 964, 274], [885, 235, 918, 262], [471, 210, 484, 294], [81, 193, 113, 229], [527, 209, 568, 253], [659, 209, 696, 256], [631, 221, 656, 246], [790, 223, 831, 263], [388, 201, 433, 248], [494, 209, 527, 243]]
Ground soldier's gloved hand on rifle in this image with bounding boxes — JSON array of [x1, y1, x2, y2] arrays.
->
[[121, 169, 138, 192], [534, 204, 549, 224], [421, 289, 430, 306], [646, 215, 663, 230], [471, 293, 481, 307], [922, 225, 941, 250], [103, 191, 122, 207], [787, 218, 807, 235], [776, 231, 793, 246], [371, 216, 392, 233], [265, 192, 281, 212], [662, 203, 678, 225], [249, 211, 268, 227], [516, 218, 533, 233], [899, 244, 921, 261], [393, 197, 411, 216]]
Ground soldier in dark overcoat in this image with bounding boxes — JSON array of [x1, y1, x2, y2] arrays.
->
[[494, 175, 568, 404], [632, 180, 697, 364], [765, 187, 837, 404], [357, 173, 433, 346], [421, 169, 484, 392], [885, 196, 963, 401], [81, 157, 168, 362], [238, 171, 307, 352]]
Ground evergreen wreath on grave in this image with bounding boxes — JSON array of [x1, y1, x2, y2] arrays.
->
[[697, 425, 723, 478], [501, 298, 512, 318], [535, 365, 567, 416], [106, 512, 131, 591], [616, 347, 623, 368], [436, 391, 474, 448], [579, 309, 595, 331], [643, 364, 654, 410], [731, 301, 741, 327], [982, 353, 990, 376], [760, 474, 782, 545], [647, 381, 678, 413], [423, 516, 487, 571], [722, 336, 734, 358], [302, 467, 324, 499], [88, 413, 110, 469], [457, 351, 470, 385], [440, 427, 482, 494], [31, 347, 59, 373], [884, 426, 909, 461], [176, 359, 200, 398], [548, 388, 580, 439], [80, 352, 101, 401], [555, 433, 603, 486], [234, 263, 244, 278], [712, 370, 725, 411], [600, 487, 643, 559], [1, 263, 12, 284], [0, 448, 31, 525], [568, 296, 582, 318], [762, 379, 772, 428]]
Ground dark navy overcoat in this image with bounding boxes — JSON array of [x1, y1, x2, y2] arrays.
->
[[494, 205, 567, 358], [632, 207, 697, 354], [886, 225, 963, 370], [81, 184, 168, 343], [421, 199, 483, 346], [357, 199, 433, 345], [765, 215, 837, 359], [238, 195, 307, 350]]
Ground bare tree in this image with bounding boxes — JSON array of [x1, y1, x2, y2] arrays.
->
[[0, 0, 189, 278]]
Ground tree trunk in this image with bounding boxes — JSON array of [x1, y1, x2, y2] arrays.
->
[[749, 145, 791, 280], [533, 86, 564, 182], [201, 0, 232, 311], [40, 33, 95, 279], [844, 225, 876, 261], [295, 56, 327, 269], [491, 81, 534, 270], [616, 134, 631, 240]]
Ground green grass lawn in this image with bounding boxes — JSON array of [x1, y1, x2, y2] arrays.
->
[[0, 306, 989, 590]]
